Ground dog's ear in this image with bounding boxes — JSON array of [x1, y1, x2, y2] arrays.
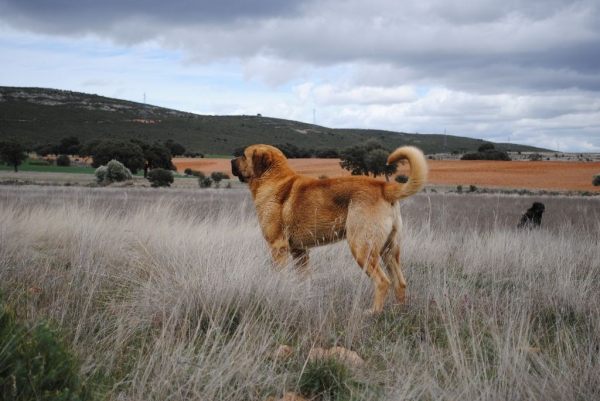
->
[[252, 147, 274, 177]]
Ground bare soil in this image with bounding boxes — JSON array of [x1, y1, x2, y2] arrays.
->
[[173, 158, 600, 192]]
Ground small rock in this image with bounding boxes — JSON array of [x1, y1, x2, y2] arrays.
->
[[274, 345, 295, 359], [308, 346, 365, 368], [274, 392, 311, 401]]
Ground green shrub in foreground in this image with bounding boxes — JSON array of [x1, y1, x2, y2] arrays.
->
[[0, 302, 93, 400], [593, 174, 600, 186], [298, 359, 356, 400]]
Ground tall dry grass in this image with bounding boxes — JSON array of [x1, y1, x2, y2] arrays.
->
[[1, 186, 599, 400]]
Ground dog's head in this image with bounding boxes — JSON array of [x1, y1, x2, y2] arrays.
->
[[531, 202, 546, 214], [231, 144, 287, 183]]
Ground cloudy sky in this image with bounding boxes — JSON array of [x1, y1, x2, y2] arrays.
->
[[1, 0, 599, 152]]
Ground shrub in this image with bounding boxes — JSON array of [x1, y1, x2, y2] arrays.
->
[[147, 168, 174, 188], [94, 159, 132, 185], [0, 302, 92, 400], [457, 185, 463, 193], [593, 174, 600, 187], [529, 153, 543, 161], [298, 359, 354, 400], [199, 176, 212, 188], [318, 175, 328, 180], [184, 168, 193, 176], [395, 174, 408, 183], [56, 154, 71, 167], [469, 184, 477, 192], [210, 172, 226, 188]]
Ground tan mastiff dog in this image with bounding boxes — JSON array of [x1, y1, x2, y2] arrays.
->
[[231, 144, 428, 313]]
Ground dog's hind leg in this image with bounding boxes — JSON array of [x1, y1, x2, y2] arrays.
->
[[346, 233, 390, 314], [381, 234, 407, 305]]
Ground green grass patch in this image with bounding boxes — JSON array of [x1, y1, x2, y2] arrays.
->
[[0, 159, 96, 174]]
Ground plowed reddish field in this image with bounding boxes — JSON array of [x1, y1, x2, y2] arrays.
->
[[173, 158, 600, 192]]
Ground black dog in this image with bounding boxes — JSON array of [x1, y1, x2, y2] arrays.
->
[[518, 202, 545, 228]]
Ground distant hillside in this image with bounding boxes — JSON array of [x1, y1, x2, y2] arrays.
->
[[0, 86, 550, 155]]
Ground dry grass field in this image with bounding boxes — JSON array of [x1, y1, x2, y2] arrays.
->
[[1, 185, 599, 399], [173, 158, 600, 192]]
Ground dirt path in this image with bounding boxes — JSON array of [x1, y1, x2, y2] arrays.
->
[[173, 158, 600, 192]]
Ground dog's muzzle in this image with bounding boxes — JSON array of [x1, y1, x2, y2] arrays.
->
[[231, 158, 245, 182]]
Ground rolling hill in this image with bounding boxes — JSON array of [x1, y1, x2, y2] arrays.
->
[[0, 86, 550, 155]]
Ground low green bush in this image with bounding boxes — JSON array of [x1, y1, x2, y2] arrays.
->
[[298, 359, 354, 400], [0, 301, 93, 400], [199, 176, 213, 188], [56, 154, 71, 167], [94, 159, 132, 185], [593, 174, 600, 186]]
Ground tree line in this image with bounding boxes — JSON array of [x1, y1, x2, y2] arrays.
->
[[1, 137, 400, 178], [0, 136, 188, 176]]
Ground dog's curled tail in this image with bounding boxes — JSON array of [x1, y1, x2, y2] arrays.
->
[[384, 146, 428, 201]]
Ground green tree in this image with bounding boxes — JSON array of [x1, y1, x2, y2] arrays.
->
[[593, 174, 600, 187], [477, 142, 495, 152], [315, 148, 340, 158], [163, 139, 186, 157], [462, 143, 511, 161], [130, 139, 174, 178], [88, 139, 145, 174], [364, 149, 391, 178], [35, 144, 55, 157], [55, 136, 81, 156], [340, 139, 394, 177], [0, 140, 28, 172], [79, 138, 104, 159]]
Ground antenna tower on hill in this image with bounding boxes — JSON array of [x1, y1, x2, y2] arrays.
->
[[141, 92, 148, 121]]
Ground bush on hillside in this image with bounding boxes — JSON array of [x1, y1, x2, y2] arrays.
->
[[593, 174, 600, 186]]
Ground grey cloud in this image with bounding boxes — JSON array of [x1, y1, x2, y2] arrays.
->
[[2, 0, 600, 97], [0, 0, 305, 34]]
